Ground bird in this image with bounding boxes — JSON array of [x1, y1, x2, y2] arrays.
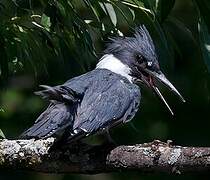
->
[[20, 25, 185, 143]]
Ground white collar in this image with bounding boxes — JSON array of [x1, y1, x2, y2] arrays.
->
[[96, 54, 133, 83]]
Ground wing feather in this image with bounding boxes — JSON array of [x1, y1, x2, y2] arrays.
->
[[73, 79, 140, 134]]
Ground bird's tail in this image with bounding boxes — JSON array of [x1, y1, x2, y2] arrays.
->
[[20, 102, 74, 140]]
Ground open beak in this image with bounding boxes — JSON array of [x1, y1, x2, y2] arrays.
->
[[142, 69, 185, 115]]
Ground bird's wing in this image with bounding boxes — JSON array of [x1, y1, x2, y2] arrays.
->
[[20, 83, 84, 139], [72, 80, 140, 137]]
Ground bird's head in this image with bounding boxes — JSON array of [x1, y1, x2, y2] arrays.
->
[[100, 25, 185, 115]]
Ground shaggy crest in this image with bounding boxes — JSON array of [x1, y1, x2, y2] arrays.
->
[[104, 25, 157, 62]]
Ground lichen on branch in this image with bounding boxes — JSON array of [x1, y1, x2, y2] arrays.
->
[[0, 139, 210, 174]]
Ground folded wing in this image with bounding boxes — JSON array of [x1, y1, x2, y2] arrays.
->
[[70, 79, 140, 141]]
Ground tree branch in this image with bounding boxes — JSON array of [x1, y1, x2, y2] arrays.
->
[[0, 138, 210, 174]]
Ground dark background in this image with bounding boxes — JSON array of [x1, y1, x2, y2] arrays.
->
[[0, 0, 210, 179]]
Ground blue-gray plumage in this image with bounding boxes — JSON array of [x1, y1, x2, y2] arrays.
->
[[21, 69, 140, 140], [20, 25, 185, 142]]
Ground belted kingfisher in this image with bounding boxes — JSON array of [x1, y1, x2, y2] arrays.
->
[[20, 25, 185, 142]]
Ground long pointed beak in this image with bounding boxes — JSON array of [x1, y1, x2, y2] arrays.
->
[[144, 70, 185, 115], [149, 71, 185, 102]]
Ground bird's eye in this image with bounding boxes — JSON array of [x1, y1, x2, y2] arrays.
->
[[147, 61, 153, 67], [136, 54, 145, 64]]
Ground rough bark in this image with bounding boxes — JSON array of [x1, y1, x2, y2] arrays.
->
[[0, 138, 210, 174]]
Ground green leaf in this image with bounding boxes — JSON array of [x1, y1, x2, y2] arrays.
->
[[56, 1, 66, 17], [83, 0, 102, 23], [156, 0, 175, 22], [99, 2, 117, 26], [198, 18, 210, 72], [0, 108, 5, 112], [166, 16, 197, 45], [41, 14, 51, 31], [0, 129, 5, 139], [111, 1, 134, 25], [163, 17, 195, 59], [195, 0, 210, 32], [0, 33, 8, 84]]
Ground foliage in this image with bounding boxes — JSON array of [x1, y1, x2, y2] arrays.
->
[[0, 129, 5, 138], [0, 0, 209, 81]]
